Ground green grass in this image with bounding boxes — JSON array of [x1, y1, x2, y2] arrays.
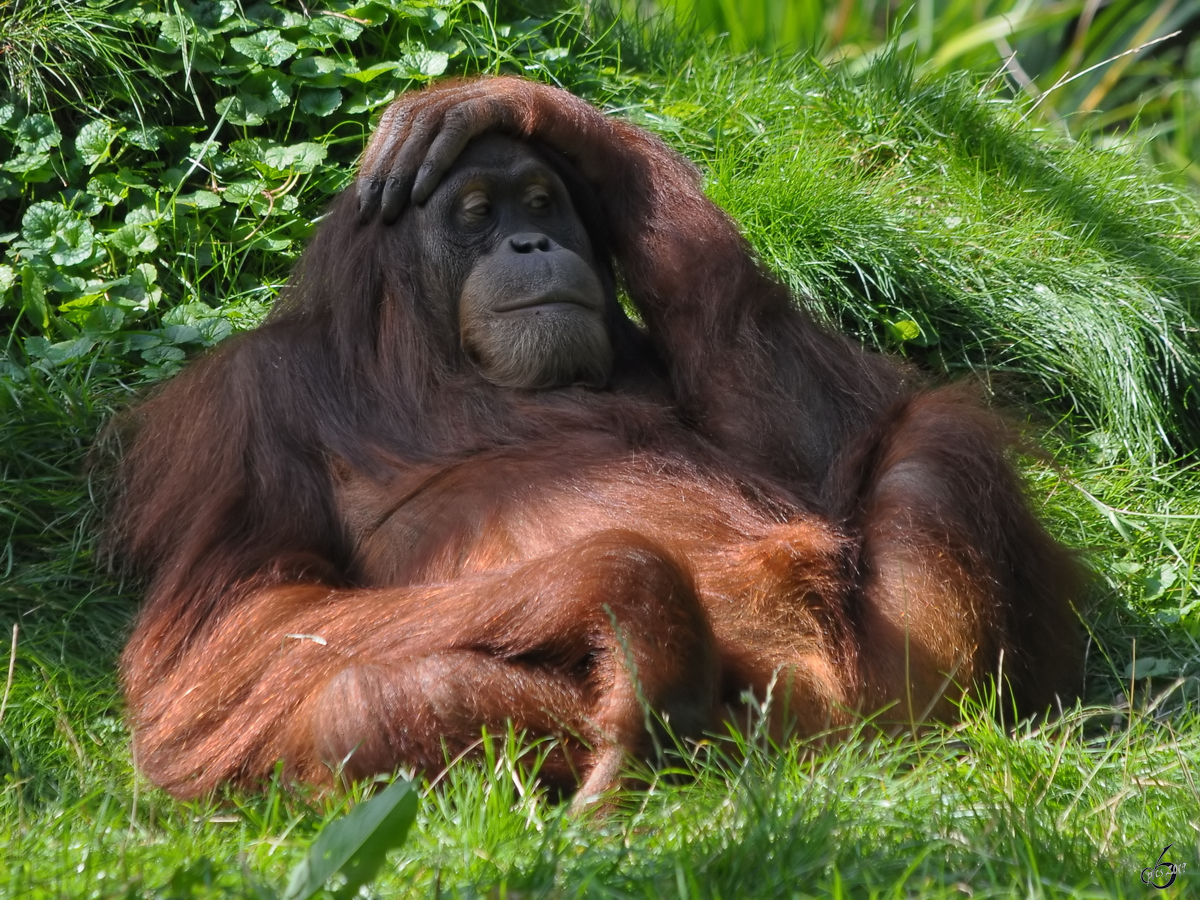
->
[[3, 8, 1200, 899], [628, 51, 1200, 460], [651, 0, 1200, 190], [2, 689, 1197, 896]]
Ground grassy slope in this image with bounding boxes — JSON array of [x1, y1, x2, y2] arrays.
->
[[3, 48, 1200, 899]]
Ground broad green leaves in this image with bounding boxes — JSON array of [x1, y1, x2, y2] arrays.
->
[[216, 71, 295, 126], [231, 139, 328, 175], [402, 49, 450, 78], [76, 120, 120, 167], [16, 114, 60, 153], [19, 266, 47, 330], [299, 87, 343, 117], [3, 112, 60, 183], [0, 0, 593, 384], [231, 29, 298, 67], [291, 56, 342, 79], [22, 203, 95, 266], [109, 223, 158, 256]]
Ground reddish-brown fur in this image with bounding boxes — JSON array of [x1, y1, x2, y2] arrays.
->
[[109, 77, 1083, 800]]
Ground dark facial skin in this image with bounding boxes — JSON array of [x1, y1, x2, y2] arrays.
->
[[408, 134, 612, 390]]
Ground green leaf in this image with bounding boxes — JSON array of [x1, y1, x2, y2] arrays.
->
[[88, 173, 128, 206], [401, 50, 449, 77], [190, 0, 238, 28], [42, 336, 97, 364], [82, 305, 125, 339], [197, 316, 233, 344], [109, 224, 159, 256], [231, 30, 298, 67], [47, 270, 86, 295], [156, 859, 219, 897], [0, 264, 15, 303], [416, 7, 450, 31], [217, 71, 294, 126], [21, 202, 94, 266], [229, 137, 269, 164], [246, 70, 294, 105], [66, 192, 102, 217], [215, 95, 264, 128], [1123, 657, 1176, 680], [59, 277, 124, 309], [142, 345, 187, 365], [242, 2, 305, 29], [246, 235, 291, 252], [337, 2, 389, 26], [222, 179, 264, 204], [156, 16, 187, 49], [308, 15, 364, 42], [1141, 563, 1178, 601], [661, 102, 704, 120], [123, 332, 162, 352], [24, 335, 51, 359], [0, 357, 27, 382], [343, 61, 401, 83], [159, 167, 188, 191], [16, 114, 61, 152], [299, 87, 343, 117], [886, 319, 922, 343], [248, 192, 298, 216], [164, 323, 202, 344], [112, 263, 161, 312], [116, 167, 153, 190], [283, 779, 418, 900], [278, 142, 327, 173], [125, 125, 165, 151], [164, 302, 222, 328], [248, 140, 329, 175], [176, 190, 223, 209], [3, 151, 52, 177], [76, 120, 120, 167], [343, 86, 397, 114], [126, 205, 164, 227], [290, 56, 343, 78], [230, 138, 328, 178]]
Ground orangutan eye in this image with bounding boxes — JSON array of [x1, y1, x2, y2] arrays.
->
[[459, 191, 491, 222], [526, 186, 551, 211]]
